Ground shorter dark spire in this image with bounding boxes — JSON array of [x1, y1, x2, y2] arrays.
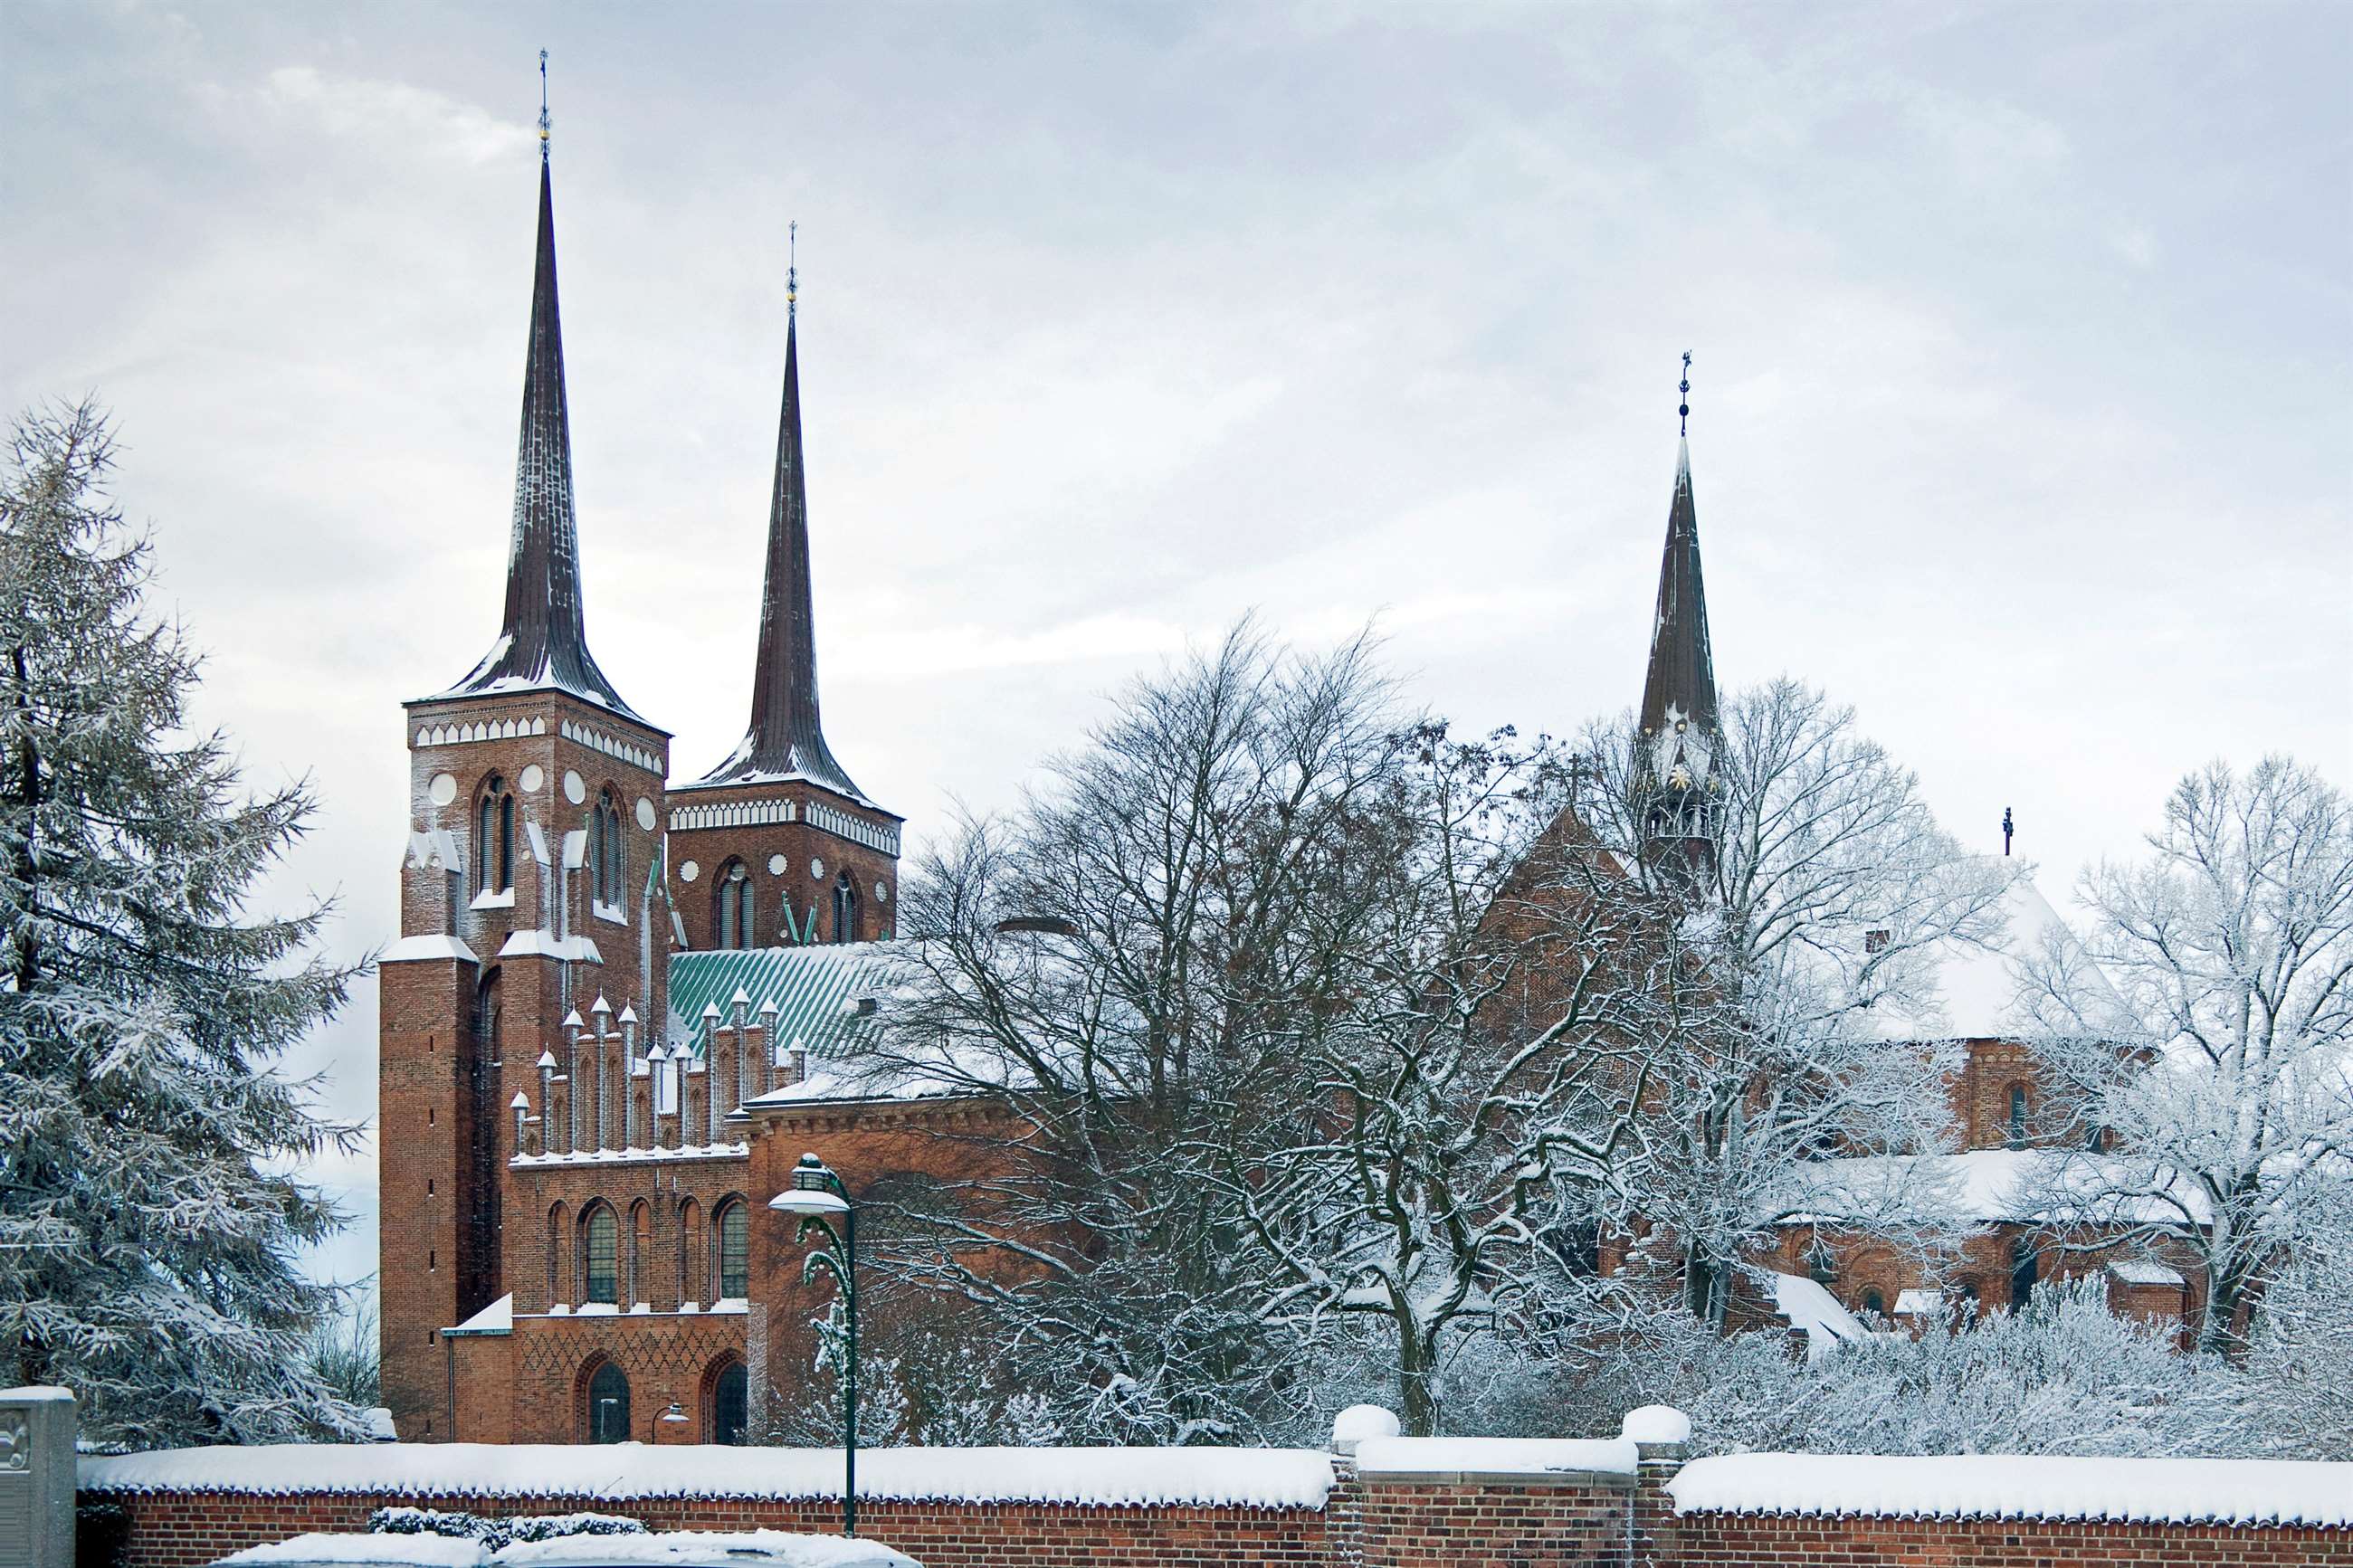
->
[[1639, 356, 1717, 741], [697, 274, 869, 802]]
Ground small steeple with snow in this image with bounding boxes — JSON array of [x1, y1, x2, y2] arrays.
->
[[695, 241, 867, 802], [434, 101, 642, 722], [1636, 354, 1720, 869]]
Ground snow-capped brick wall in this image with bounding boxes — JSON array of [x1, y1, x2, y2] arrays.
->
[[77, 1445, 1339, 1568], [1660, 1452, 2353, 1567], [77, 1439, 2353, 1568], [1667, 1451, 2353, 1529]]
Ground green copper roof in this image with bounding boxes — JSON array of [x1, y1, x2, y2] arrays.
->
[[665, 943, 896, 1059]]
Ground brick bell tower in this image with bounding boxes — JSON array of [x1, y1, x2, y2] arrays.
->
[[665, 265, 901, 952], [377, 132, 672, 1441]]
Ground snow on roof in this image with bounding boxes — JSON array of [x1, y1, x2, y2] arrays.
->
[[1669, 1451, 2353, 1528], [382, 935, 481, 965], [1763, 1270, 1866, 1361], [1892, 1289, 1944, 1316], [496, 1531, 916, 1567], [214, 1535, 491, 1568], [2107, 1259, 2187, 1288], [1782, 1150, 2212, 1228], [79, 1444, 1334, 1511], [1864, 874, 2121, 1044], [1352, 1437, 1637, 1481], [444, 1294, 513, 1337]]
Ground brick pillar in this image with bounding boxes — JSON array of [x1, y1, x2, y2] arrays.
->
[[1621, 1405, 1691, 1568]]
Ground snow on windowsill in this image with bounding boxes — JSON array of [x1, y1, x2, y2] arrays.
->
[[1669, 1452, 2353, 1528], [80, 1443, 1338, 1510], [1353, 1436, 1637, 1483], [593, 901, 627, 927], [470, 888, 516, 911]]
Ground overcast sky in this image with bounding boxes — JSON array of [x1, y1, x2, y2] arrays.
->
[[6, 2, 2349, 1293]]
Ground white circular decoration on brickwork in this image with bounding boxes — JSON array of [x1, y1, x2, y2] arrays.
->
[[678, 860, 700, 884], [767, 854, 786, 876], [809, 858, 825, 880], [636, 796, 657, 831], [563, 770, 586, 804], [875, 880, 890, 904], [427, 773, 458, 807], [519, 765, 545, 793]]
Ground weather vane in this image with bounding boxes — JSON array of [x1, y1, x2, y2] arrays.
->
[[787, 221, 798, 317], [1679, 349, 1692, 438], [538, 51, 550, 161]]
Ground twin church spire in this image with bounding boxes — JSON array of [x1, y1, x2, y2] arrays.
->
[[443, 102, 861, 803]]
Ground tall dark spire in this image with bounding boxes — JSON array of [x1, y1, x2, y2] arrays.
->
[[438, 128, 642, 721], [696, 272, 867, 801], [1639, 353, 1716, 742]]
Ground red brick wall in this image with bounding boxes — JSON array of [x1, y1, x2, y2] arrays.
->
[[82, 1487, 1335, 1568], [1358, 1478, 1629, 1567], [1660, 1509, 2353, 1564], [81, 1470, 2353, 1568]]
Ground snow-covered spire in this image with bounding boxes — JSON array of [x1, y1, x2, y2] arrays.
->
[[693, 279, 867, 801], [436, 146, 643, 721], [1639, 354, 1717, 747]]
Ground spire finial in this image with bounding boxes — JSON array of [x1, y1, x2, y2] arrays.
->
[[1678, 349, 1692, 438], [786, 220, 798, 318], [538, 50, 550, 162]]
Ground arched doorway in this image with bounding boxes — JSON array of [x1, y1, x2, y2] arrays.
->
[[710, 1360, 748, 1446], [586, 1360, 631, 1444]]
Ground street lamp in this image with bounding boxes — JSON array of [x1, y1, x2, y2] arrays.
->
[[653, 1400, 688, 1445], [770, 1151, 858, 1537]]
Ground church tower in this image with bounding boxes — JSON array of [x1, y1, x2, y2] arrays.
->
[[377, 130, 672, 1441], [665, 267, 901, 953], [1634, 355, 1720, 884]]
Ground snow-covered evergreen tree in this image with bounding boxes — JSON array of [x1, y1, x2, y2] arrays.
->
[[2021, 756, 2353, 1357], [0, 402, 367, 1445]]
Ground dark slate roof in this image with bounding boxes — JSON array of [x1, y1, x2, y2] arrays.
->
[[1637, 437, 1718, 737], [686, 311, 869, 802], [433, 159, 645, 724], [665, 942, 898, 1058]]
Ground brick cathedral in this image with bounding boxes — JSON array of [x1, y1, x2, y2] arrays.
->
[[381, 142, 2204, 1448], [377, 138, 913, 1445]]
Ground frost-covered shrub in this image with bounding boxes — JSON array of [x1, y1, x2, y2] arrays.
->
[[365, 1509, 646, 1550], [500, 1515, 649, 1544], [367, 1508, 502, 1544]]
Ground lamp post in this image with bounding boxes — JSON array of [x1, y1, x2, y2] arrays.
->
[[769, 1151, 858, 1536], [653, 1400, 688, 1445]]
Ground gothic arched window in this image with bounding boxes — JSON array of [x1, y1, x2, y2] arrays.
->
[[583, 1206, 618, 1305], [1862, 1288, 1886, 1317], [478, 774, 514, 893], [715, 1199, 749, 1300], [716, 861, 755, 949], [2006, 1084, 2031, 1149], [586, 1361, 630, 1444], [593, 787, 624, 905], [833, 871, 860, 945]]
